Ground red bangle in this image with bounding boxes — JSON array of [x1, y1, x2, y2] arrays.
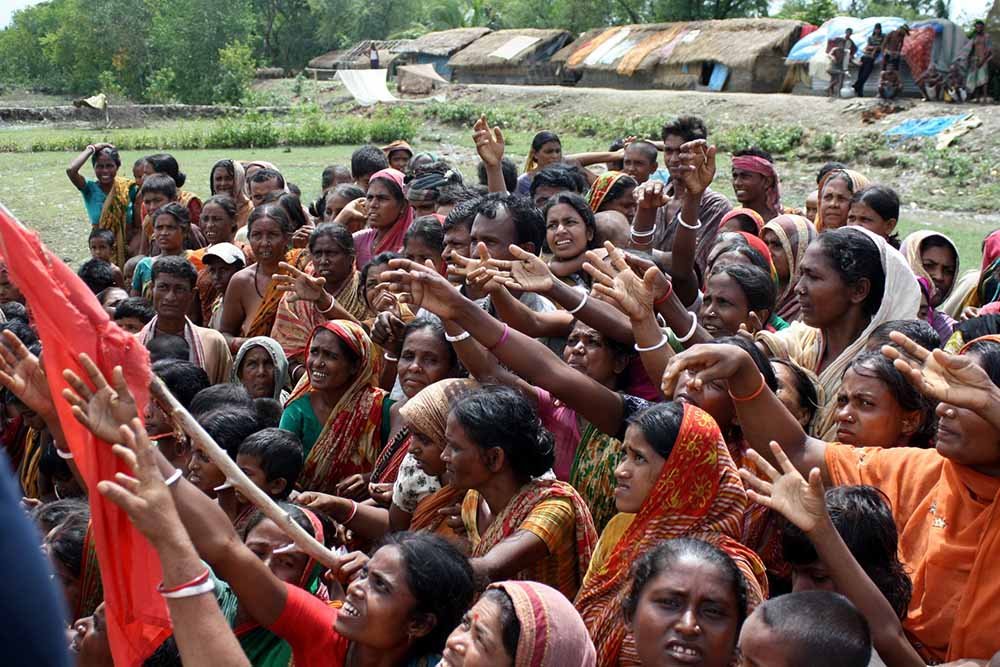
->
[[728, 373, 766, 402], [157, 568, 211, 594], [654, 283, 674, 307], [488, 324, 510, 353]]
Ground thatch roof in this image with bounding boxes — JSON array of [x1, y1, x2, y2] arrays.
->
[[392, 28, 493, 57], [448, 29, 573, 68], [662, 19, 803, 69], [307, 40, 414, 70]]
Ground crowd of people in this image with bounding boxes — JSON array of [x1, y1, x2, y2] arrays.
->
[[2, 108, 1000, 667]]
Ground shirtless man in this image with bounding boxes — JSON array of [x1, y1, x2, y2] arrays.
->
[[218, 203, 292, 353]]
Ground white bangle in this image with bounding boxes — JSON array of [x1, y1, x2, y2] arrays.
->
[[629, 226, 656, 238], [384, 352, 399, 362], [676, 313, 699, 343], [678, 215, 702, 230], [164, 469, 183, 487], [161, 578, 216, 599], [634, 335, 669, 353], [445, 330, 471, 343], [56, 449, 74, 460], [318, 295, 337, 315], [567, 291, 588, 314]]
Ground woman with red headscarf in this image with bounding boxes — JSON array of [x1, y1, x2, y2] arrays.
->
[[731, 151, 782, 222], [345, 168, 415, 270]]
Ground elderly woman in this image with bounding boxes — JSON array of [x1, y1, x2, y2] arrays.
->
[[233, 337, 289, 402]]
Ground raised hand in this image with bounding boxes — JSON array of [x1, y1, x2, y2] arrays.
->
[[583, 241, 658, 321], [0, 329, 56, 420], [634, 180, 671, 210], [379, 259, 466, 321], [370, 311, 406, 355], [449, 242, 492, 282], [882, 332, 996, 412], [272, 262, 327, 304], [740, 442, 828, 535], [675, 139, 717, 197], [62, 353, 140, 444], [291, 223, 316, 249], [661, 342, 754, 397], [333, 198, 367, 231], [472, 115, 505, 167], [465, 265, 505, 296], [484, 244, 555, 294]]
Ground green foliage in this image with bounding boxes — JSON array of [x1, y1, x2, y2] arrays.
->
[[714, 124, 804, 155], [368, 107, 419, 143], [814, 132, 837, 152], [775, 0, 838, 25], [145, 69, 179, 105], [216, 41, 258, 106]]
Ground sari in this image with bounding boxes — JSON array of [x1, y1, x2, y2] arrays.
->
[[815, 169, 870, 232], [575, 404, 765, 667], [463, 479, 598, 600], [97, 176, 135, 270], [720, 207, 765, 234], [731, 155, 782, 218], [288, 321, 386, 494], [232, 337, 289, 402], [948, 229, 1000, 316], [902, 230, 960, 340], [568, 423, 622, 534], [761, 214, 817, 322], [756, 227, 919, 439], [244, 248, 306, 338], [586, 171, 628, 213], [77, 522, 104, 619], [270, 270, 369, 366], [17, 427, 42, 499], [352, 168, 415, 269], [490, 581, 597, 667]]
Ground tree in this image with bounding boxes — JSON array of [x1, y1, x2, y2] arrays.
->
[[775, 0, 838, 25]]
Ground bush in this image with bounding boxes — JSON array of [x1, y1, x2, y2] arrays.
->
[[368, 106, 418, 143], [715, 124, 804, 155], [215, 40, 257, 106], [205, 113, 280, 149], [145, 68, 178, 104]]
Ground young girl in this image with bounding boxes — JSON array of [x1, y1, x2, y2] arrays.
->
[[848, 185, 901, 248], [130, 203, 191, 297]]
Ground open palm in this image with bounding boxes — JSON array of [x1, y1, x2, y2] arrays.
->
[[62, 353, 140, 444], [380, 259, 465, 321], [486, 245, 554, 294], [740, 442, 827, 535], [273, 262, 327, 304], [882, 332, 995, 411], [584, 242, 654, 321], [0, 330, 55, 418]]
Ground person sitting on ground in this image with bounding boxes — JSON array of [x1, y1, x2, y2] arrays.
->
[[731, 147, 783, 222], [879, 66, 903, 101], [350, 144, 389, 193], [66, 142, 136, 269], [87, 229, 126, 287]]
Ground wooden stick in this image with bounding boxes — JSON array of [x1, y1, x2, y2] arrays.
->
[[149, 376, 340, 570]]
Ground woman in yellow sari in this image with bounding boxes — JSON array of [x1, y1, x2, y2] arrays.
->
[[66, 143, 136, 269], [279, 320, 389, 496]]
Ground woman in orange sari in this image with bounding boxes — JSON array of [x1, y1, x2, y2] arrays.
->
[[279, 320, 388, 496], [574, 402, 766, 667], [448, 385, 597, 600]]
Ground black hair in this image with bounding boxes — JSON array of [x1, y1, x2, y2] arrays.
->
[[250, 167, 285, 189], [852, 185, 901, 246], [142, 636, 181, 667], [380, 531, 475, 657], [147, 335, 190, 363], [771, 359, 820, 427], [406, 160, 463, 187], [481, 588, 520, 660], [360, 251, 403, 307], [144, 153, 186, 188], [401, 316, 460, 374], [530, 164, 585, 200], [849, 351, 937, 446], [91, 146, 121, 167], [47, 512, 89, 578], [963, 338, 1000, 387], [598, 174, 639, 212], [318, 183, 365, 219], [954, 314, 1000, 345], [708, 263, 776, 317], [88, 228, 116, 246], [31, 498, 89, 534], [542, 192, 598, 252], [254, 397, 284, 428], [77, 258, 117, 295], [264, 192, 307, 232], [816, 227, 885, 319], [919, 234, 958, 266], [451, 385, 555, 481], [782, 484, 912, 619], [151, 255, 198, 289], [625, 140, 659, 165], [817, 162, 848, 185], [714, 335, 779, 392], [287, 183, 301, 198], [237, 428, 304, 499], [661, 116, 708, 143], [243, 501, 337, 549], [474, 193, 545, 254], [198, 409, 260, 459], [151, 202, 191, 231], [39, 440, 76, 485], [209, 159, 234, 195], [191, 383, 255, 418], [0, 302, 29, 325], [868, 319, 940, 351], [351, 145, 389, 179], [708, 232, 771, 275], [248, 203, 293, 236], [140, 174, 178, 200], [627, 401, 684, 459], [152, 360, 210, 410], [201, 194, 238, 223], [309, 222, 355, 256], [477, 156, 518, 193], [623, 537, 748, 628], [404, 217, 445, 255], [733, 146, 775, 163], [114, 297, 155, 325], [756, 591, 872, 667], [443, 196, 482, 234], [530, 131, 560, 153], [321, 164, 349, 190]]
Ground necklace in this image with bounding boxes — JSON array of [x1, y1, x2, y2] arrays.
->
[[254, 263, 265, 299]]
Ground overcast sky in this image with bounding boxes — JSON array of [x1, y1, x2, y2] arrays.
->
[[0, 0, 993, 29]]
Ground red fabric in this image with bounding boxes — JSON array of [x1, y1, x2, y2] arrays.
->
[[902, 27, 935, 77], [0, 208, 169, 665], [268, 583, 349, 667]]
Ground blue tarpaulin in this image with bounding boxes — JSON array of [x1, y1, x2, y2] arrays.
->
[[884, 114, 968, 138]]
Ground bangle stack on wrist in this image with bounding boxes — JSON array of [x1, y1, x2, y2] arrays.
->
[[158, 569, 215, 599], [630, 226, 656, 244]]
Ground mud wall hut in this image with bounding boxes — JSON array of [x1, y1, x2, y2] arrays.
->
[[448, 29, 574, 84], [306, 40, 413, 80], [392, 27, 493, 80]]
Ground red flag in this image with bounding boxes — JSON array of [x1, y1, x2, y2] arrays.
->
[[0, 206, 170, 665]]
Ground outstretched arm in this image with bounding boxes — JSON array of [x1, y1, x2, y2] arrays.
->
[[473, 116, 508, 194], [67, 144, 108, 191]]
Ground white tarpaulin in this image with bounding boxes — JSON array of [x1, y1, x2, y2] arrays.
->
[[335, 69, 398, 106], [489, 35, 540, 60], [583, 27, 634, 66]]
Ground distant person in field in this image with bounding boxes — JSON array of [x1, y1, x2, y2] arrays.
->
[[853, 23, 884, 97], [966, 20, 993, 103], [66, 142, 137, 270]]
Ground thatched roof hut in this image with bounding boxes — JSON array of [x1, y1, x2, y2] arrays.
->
[[306, 40, 413, 80], [392, 28, 493, 80], [557, 19, 805, 93], [448, 29, 574, 84]]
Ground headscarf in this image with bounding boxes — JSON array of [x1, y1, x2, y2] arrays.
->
[[406, 171, 454, 205], [762, 214, 818, 321], [975, 230, 1000, 307], [575, 404, 765, 667], [289, 320, 386, 493], [400, 378, 478, 446], [942, 229, 999, 317], [720, 207, 766, 234], [736, 231, 778, 284], [901, 230, 960, 303], [815, 169, 870, 231], [232, 336, 289, 402], [586, 171, 629, 213], [354, 168, 415, 269], [382, 140, 413, 159], [212, 159, 252, 228], [731, 156, 782, 214], [491, 581, 597, 667]]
